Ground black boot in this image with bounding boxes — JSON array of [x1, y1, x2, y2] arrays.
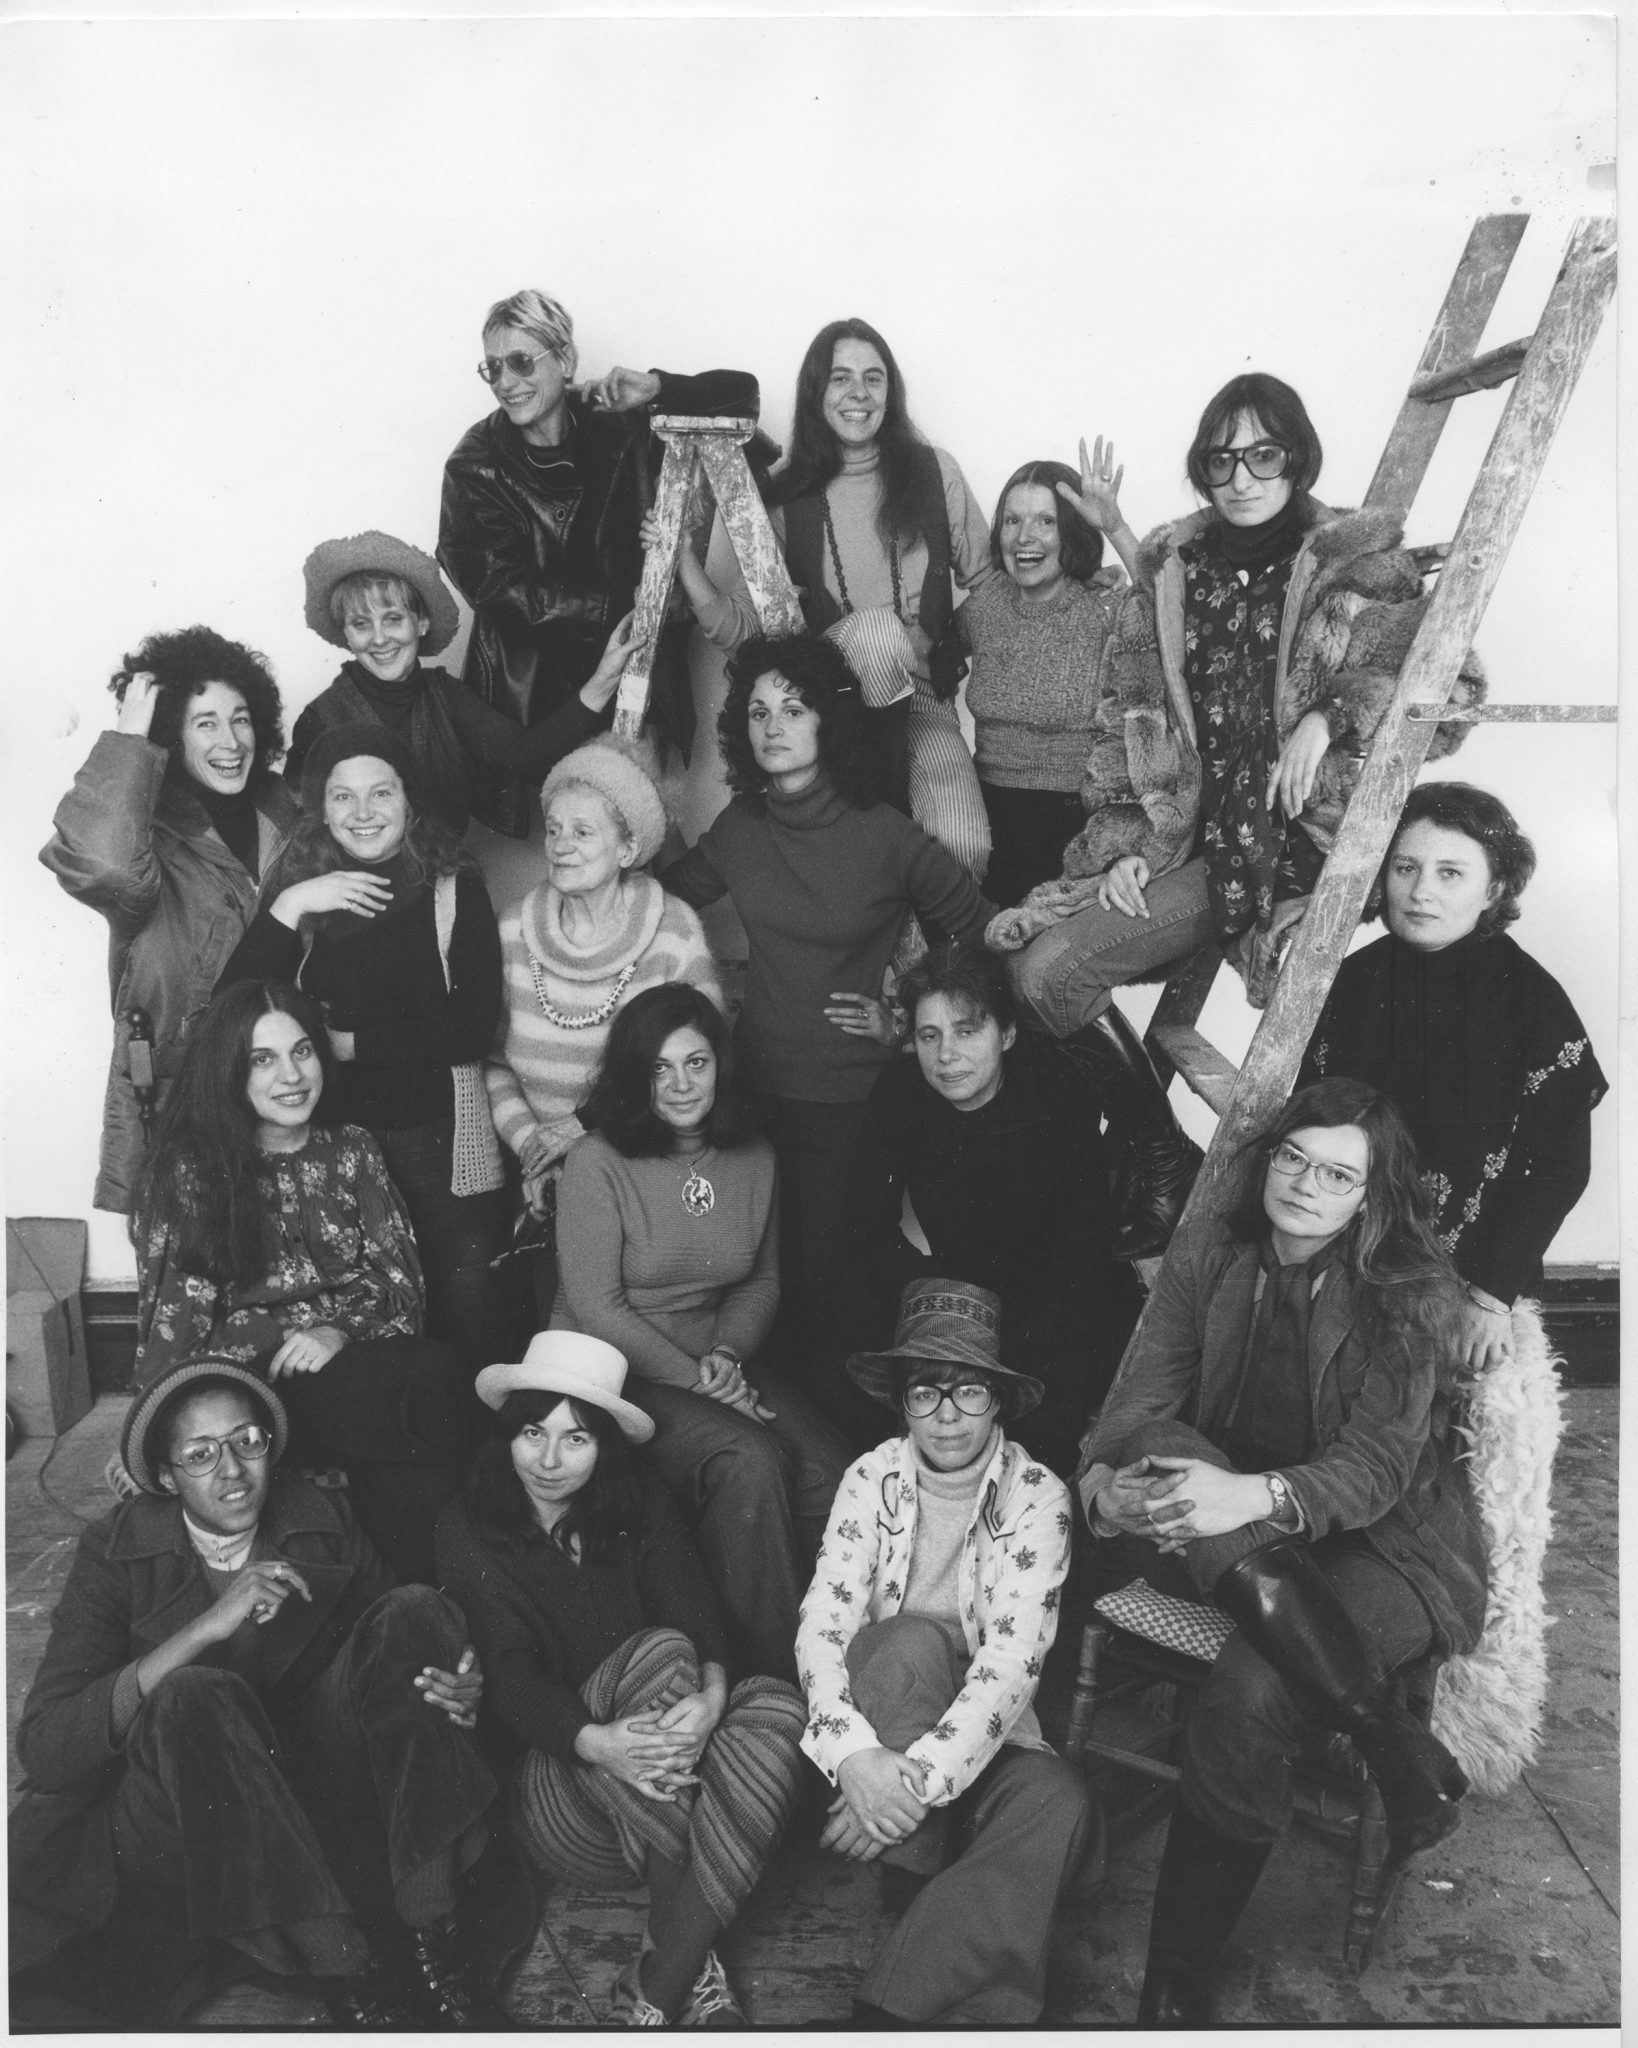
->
[[1137, 1800, 1273, 2026], [1214, 1538, 1468, 1866], [1061, 1008, 1202, 1259]]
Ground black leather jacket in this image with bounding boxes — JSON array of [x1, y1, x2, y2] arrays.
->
[[438, 369, 758, 835]]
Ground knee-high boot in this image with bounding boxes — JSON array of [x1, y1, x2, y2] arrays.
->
[[1060, 1008, 1202, 1260], [1137, 1799, 1273, 2026], [1213, 1537, 1467, 1866]]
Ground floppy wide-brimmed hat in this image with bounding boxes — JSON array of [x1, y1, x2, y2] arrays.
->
[[122, 1358, 290, 1495], [476, 1331, 655, 1443], [846, 1278, 1044, 1414], [302, 531, 461, 657]]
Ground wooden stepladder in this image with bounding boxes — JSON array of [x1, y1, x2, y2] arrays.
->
[[1139, 211, 1617, 1239], [612, 415, 802, 741]]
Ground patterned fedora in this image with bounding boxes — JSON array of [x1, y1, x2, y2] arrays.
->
[[846, 1278, 1044, 1414]]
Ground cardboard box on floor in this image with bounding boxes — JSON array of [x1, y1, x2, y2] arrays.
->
[[7, 1218, 91, 1438]]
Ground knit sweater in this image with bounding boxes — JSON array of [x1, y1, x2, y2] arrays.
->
[[691, 445, 993, 654], [901, 1450, 986, 1652], [485, 875, 721, 1169], [552, 1133, 779, 1389], [962, 574, 1123, 791]]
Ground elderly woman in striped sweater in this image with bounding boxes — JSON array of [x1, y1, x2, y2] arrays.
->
[[485, 743, 721, 1313]]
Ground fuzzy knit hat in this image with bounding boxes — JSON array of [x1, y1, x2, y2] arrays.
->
[[122, 1359, 290, 1495], [302, 531, 460, 656], [540, 741, 668, 867]]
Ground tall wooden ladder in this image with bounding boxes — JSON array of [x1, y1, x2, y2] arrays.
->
[[612, 415, 802, 741], [1136, 211, 1617, 1244]]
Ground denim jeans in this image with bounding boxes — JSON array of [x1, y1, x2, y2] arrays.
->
[[372, 1120, 507, 1373], [1008, 855, 1217, 1036]]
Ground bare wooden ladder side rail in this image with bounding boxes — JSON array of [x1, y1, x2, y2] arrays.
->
[[1160, 212, 1615, 1231], [613, 414, 802, 742], [1142, 213, 1534, 1080]]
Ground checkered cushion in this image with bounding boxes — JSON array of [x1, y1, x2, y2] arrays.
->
[[1095, 1579, 1235, 1664]]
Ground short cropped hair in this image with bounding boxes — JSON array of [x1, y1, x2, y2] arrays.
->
[[897, 940, 1018, 1036], [482, 288, 578, 380], [1380, 780, 1535, 937]]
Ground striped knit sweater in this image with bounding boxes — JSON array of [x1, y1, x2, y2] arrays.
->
[[485, 874, 722, 1168]]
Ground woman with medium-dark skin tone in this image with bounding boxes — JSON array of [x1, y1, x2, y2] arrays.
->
[[1301, 780, 1606, 1372], [1080, 1078, 1486, 2025]]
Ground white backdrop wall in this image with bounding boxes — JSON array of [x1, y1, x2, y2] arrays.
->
[[2, 12, 1618, 1283]]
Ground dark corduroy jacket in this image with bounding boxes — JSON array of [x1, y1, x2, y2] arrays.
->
[[1079, 1222, 1488, 1657]]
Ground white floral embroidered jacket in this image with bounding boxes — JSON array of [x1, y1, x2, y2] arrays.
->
[[796, 1433, 1071, 1805]]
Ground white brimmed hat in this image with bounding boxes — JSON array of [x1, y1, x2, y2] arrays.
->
[[475, 1331, 654, 1443]]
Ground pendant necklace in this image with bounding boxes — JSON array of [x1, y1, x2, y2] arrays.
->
[[674, 1146, 715, 1217]]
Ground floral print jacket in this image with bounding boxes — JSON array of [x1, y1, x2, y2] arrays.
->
[[134, 1124, 424, 1388], [796, 1433, 1071, 1806]]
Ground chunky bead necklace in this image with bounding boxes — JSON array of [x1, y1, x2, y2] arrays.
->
[[823, 491, 905, 622], [529, 956, 635, 1030]]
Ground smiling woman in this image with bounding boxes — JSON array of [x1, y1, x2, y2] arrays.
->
[[216, 723, 507, 1366]]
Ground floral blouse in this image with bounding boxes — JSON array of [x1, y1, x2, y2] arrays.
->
[[134, 1124, 425, 1385], [796, 1433, 1071, 1806], [1181, 531, 1323, 938]]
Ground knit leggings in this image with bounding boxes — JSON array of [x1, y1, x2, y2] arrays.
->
[[826, 608, 991, 881], [510, 1629, 805, 1928]]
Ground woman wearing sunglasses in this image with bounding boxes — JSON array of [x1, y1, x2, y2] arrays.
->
[[1078, 1077, 1485, 2024], [986, 374, 1484, 1258], [438, 288, 765, 836]]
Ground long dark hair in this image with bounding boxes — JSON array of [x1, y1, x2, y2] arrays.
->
[[464, 1391, 645, 1568], [132, 981, 334, 1288], [108, 625, 285, 795], [989, 461, 1105, 582], [771, 318, 930, 552], [580, 984, 755, 1158], [717, 633, 879, 810], [1227, 1078, 1466, 1392], [1184, 372, 1324, 500]]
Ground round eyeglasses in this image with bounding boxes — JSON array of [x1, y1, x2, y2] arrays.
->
[[1202, 441, 1290, 488], [477, 349, 557, 386], [1267, 1141, 1366, 1199], [902, 1381, 997, 1418], [167, 1424, 273, 1479]]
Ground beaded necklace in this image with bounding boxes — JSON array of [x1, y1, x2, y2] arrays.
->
[[529, 956, 635, 1030], [822, 491, 905, 622]]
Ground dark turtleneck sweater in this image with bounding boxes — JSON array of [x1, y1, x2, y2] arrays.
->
[[191, 779, 263, 878], [662, 778, 991, 1102]]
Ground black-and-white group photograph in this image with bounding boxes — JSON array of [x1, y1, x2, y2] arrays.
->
[[3, 3, 1620, 2035]]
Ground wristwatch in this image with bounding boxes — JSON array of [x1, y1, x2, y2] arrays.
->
[[1264, 1472, 1294, 1525]]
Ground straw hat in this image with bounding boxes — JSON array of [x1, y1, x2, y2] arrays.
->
[[846, 1278, 1044, 1414], [302, 531, 460, 657], [122, 1359, 290, 1495], [476, 1332, 654, 1443]]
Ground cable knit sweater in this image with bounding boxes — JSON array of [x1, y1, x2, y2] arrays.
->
[[962, 573, 1124, 791], [484, 875, 722, 1170]]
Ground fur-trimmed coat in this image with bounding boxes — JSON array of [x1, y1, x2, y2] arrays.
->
[[987, 504, 1485, 948]]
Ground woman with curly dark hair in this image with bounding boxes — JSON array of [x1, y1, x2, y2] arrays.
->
[[41, 626, 298, 1214], [550, 984, 848, 1677], [216, 723, 505, 1366], [131, 980, 470, 1582], [654, 318, 995, 876], [1079, 1077, 1486, 2024], [1300, 781, 1606, 1371], [662, 633, 990, 1428]]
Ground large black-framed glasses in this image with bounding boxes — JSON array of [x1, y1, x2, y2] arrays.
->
[[1202, 441, 1290, 488], [903, 1381, 997, 1418], [167, 1425, 273, 1479]]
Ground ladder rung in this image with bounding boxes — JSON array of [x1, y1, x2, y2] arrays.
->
[[650, 413, 756, 435], [1149, 1024, 1239, 1115], [1409, 337, 1532, 403], [1406, 702, 1618, 724]]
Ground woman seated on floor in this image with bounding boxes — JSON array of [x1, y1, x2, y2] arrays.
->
[[552, 983, 850, 1681], [436, 1333, 808, 2027], [1300, 779, 1607, 1372], [10, 1360, 497, 2031], [131, 979, 469, 1584], [844, 941, 1141, 1475], [1078, 1077, 1486, 2026]]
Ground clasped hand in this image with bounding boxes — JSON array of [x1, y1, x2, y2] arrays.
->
[[578, 1704, 708, 1802], [696, 1350, 776, 1423], [823, 1746, 930, 1861], [1099, 1455, 1272, 1553]]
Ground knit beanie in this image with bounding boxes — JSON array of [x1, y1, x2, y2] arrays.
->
[[299, 721, 427, 813], [540, 741, 668, 866]]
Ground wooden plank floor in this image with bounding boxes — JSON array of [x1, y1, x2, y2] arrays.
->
[[8, 1391, 1619, 2028]]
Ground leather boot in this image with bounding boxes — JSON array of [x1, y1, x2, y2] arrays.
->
[[1214, 1537, 1468, 1866], [1136, 1800, 1273, 2026], [1061, 1008, 1202, 1259]]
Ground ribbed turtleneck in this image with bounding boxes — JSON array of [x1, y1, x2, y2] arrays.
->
[[191, 778, 262, 877], [764, 775, 852, 830], [340, 659, 422, 733]]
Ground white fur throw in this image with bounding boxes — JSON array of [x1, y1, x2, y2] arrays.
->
[[1429, 1299, 1563, 1796]]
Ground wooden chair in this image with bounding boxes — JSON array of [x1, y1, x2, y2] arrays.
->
[[1063, 1580, 1442, 1971]]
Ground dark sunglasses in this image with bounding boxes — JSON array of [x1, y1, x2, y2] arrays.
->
[[1202, 441, 1290, 487]]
